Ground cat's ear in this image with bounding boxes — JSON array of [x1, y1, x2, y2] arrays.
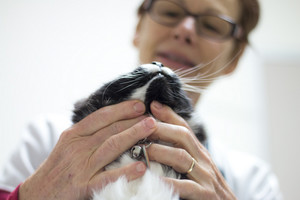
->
[[223, 43, 246, 75], [133, 17, 143, 47]]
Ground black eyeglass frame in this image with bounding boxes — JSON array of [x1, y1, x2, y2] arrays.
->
[[142, 0, 243, 41]]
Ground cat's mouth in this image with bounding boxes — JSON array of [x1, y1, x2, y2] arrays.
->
[[156, 51, 196, 70]]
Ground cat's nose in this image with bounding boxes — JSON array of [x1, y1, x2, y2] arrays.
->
[[151, 61, 164, 69]]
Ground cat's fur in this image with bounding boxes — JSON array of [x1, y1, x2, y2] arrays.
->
[[72, 62, 206, 200]]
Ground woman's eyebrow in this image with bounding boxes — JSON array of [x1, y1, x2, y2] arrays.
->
[[204, 8, 222, 15], [176, 0, 224, 16]]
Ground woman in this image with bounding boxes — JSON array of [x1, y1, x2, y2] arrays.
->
[[0, 0, 281, 199]]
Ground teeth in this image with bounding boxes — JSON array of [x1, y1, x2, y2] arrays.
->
[[164, 53, 193, 66], [167, 54, 182, 62]]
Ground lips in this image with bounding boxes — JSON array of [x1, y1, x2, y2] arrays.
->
[[156, 51, 196, 70]]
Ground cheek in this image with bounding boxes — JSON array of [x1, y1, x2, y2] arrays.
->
[[137, 17, 171, 63], [200, 40, 228, 60], [216, 42, 236, 67], [186, 41, 235, 87], [201, 40, 235, 68]]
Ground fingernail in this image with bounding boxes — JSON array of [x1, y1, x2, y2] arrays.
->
[[153, 101, 163, 109], [144, 118, 155, 129], [133, 102, 145, 113], [136, 162, 146, 172]]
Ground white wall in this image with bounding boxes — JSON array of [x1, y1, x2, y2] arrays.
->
[[1, 0, 299, 199], [0, 0, 140, 164], [264, 61, 300, 200], [251, 1, 300, 199], [198, 48, 270, 159]]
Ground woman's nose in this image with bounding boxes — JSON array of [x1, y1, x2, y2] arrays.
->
[[172, 17, 198, 45]]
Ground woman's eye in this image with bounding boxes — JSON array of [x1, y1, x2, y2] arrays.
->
[[161, 10, 182, 19], [165, 11, 180, 17], [203, 22, 221, 33]]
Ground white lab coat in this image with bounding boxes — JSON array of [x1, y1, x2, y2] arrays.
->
[[0, 114, 282, 199]]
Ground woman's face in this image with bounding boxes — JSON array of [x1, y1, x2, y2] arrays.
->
[[134, 0, 243, 103]]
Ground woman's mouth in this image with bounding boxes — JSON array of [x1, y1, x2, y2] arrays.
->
[[156, 52, 196, 71]]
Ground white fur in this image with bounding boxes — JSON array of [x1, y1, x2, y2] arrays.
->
[[92, 171, 178, 200], [141, 63, 161, 73], [91, 153, 179, 200], [140, 63, 174, 76], [129, 82, 151, 102]]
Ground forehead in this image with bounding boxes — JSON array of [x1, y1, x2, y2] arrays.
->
[[175, 0, 241, 21]]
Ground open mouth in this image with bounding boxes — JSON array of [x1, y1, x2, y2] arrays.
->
[[156, 52, 196, 70]]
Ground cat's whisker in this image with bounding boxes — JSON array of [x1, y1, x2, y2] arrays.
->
[[193, 53, 227, 78], [197, 49, 242, 80], [182, 83, 207, 94], [175, 63, 206, 77], [116, 82, 139, 93], [177, 49, 243, 95], [101, 75, 142, 102], [176, 51, 226, 79], [121, 72, 144, 78], [101, 79, 117, 103], [179, 73, 219, 88], [180, 77, 219, 84], [180, 49, 242, 86], [119, 78, 139, 85], [177, 59, 222, 85]]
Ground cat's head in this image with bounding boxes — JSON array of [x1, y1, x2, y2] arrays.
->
[[72, 62, 205, 142]]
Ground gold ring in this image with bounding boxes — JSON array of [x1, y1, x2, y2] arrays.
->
[[186, 157, 196, 174]]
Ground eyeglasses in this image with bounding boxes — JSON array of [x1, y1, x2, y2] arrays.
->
[[143, 0, 243, 41]]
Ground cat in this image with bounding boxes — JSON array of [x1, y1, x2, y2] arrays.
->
[[72, 62, 206, 200]]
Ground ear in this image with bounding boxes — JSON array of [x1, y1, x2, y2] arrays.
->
[[133, 17, 143, 47], [224, 43, 247, 75]]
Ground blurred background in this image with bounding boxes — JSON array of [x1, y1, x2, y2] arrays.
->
[[0, 0, 299, 199]]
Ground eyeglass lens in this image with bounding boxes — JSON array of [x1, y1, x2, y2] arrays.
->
[[149, 0, 235, 40]]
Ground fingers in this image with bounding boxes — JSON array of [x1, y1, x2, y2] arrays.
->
[[32, 101, 150, 200], [89, 115, 148, 148], [162, 177, 207, 200], [147, 143, 208, 179], [90, 117, 157, 169], [150, 101, 210, 162], [163, 176, 235, 200], [72, 100, 145, 136], [147, 143, 190, 173], [150, 101, 190, 129], [150, 100, 202, 150], [149, 101, 236, 199], [89, 161, 147, 191], [150, 121, 192, 147], [150, 121, 209, 164]]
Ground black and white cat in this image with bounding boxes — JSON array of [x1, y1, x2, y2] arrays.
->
[[72, 62, 206, 200]]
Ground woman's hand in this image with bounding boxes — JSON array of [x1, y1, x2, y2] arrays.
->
[[19, 100, 157, 200], [148, 101, 237, 200]]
